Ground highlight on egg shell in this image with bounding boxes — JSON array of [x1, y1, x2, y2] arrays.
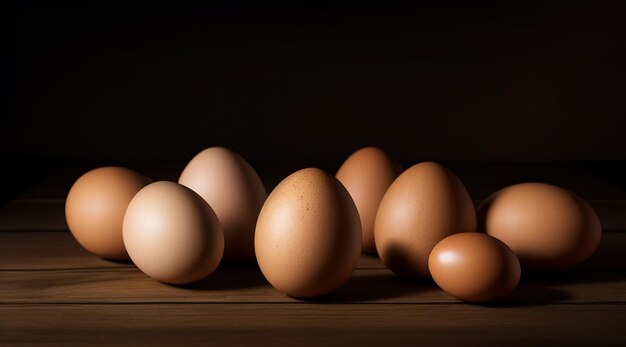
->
[[336, 146, 402, 255], [429, 232, 521, 302], [477, 182, 602, 272], [179, 147, 267, 263], [374, 161, 477, 278], [123, 181, 224, 284], [65, 166, 152, 260], [255, 168, 361, 298]]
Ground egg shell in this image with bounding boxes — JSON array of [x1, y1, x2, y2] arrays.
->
[[123, 181, 224, 284], [336, 147, 402, 254], [429, 232, 521, 302], [65, 167, 152, 260], [477, 182, 601, 272], [374, 161, 476, 278], [255, 168, 361, 298], [179, 147, 267, 263]]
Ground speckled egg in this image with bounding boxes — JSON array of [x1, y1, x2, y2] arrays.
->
[[255, 168, 361, 298]]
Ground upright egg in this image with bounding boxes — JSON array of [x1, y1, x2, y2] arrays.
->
[[375, 162, 476, 278], [336, 147, 402, 254], [65, 167, 152, 260], [179, 147, 267, 263], [477, 183, 601, 271], [255, 168, 361, 298], [429, 232, 521, 302], [123, 181, 224, 284]]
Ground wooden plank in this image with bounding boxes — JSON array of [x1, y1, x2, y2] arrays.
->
[[0, 231, 623, 271], [1, 304, 625, 346], [2, 199, 626, 231], [0, 231, 616, 271], [0, 232, 134, 270], [0, 265, 624, 305], [0, 231, 379, 270]]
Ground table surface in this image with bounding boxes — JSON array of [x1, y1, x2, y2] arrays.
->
[[1, 161, 625, 346]]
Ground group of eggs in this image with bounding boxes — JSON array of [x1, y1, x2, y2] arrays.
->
[[65, 146, 601, 302]]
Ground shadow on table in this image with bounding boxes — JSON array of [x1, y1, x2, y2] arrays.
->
[[480, 269, 626, 307], [176, 270, 268, 291], [303, 272, 436, 303], [525, 269, 626, 285], [482, 285, 572, 307], [103, 258, 134, 265], [160, 257, 266, 290]]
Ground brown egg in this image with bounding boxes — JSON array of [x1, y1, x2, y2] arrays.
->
[[179, 147, 267, 263], [429, 232, 521, 302], [123, 181, 224, 284], [255, 168, 361, 297], [65, 167, 152, 260], [375, 161, 476, 278], [336, 147, 402, 254], [477, 183, 601, 271]]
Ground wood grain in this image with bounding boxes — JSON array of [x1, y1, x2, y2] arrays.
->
[[1, 162, 625, 346], [2, 304, 625, 346], [0, 231, 380, 270], [0, 266, 624, 305], [1, 231, 624, 271], [0, 232, 133, 270]]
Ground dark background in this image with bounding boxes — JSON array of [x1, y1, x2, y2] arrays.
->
[[6, 1, 626, 161], [3, 1, 626, 201]]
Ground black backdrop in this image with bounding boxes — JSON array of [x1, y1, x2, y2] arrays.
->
[[5, 1, 626, 163]]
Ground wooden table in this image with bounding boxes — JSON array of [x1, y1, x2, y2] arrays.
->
[[1, 161, 625, 346]]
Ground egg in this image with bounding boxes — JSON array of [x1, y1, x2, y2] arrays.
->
[[374, 161, 476, 278], [429, 232, 520, 302], [123, 181, 224, 284], [65, 167, 152, 260], [336, 147, 402, 254], [477, 183, 601, 271], [255, 168, 361, 297], [179, 147, 267, 263]]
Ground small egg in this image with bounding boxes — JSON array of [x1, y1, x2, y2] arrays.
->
[[65, 167, 152, 260], [375, 162, 476, 278], [179, 147, 267, 263], [123, 181, 224, 284], [336, 147, 402, 254], [255, 168, 361, 298], [429, 232, 521, 302], [477, 183, 601, 271]]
